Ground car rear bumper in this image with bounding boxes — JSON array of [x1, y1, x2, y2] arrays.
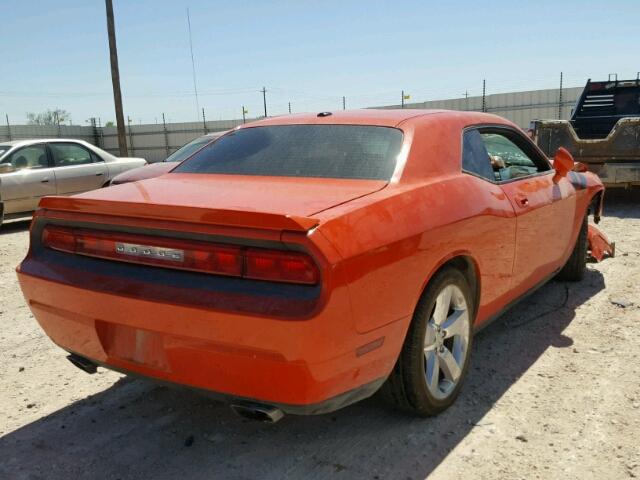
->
[[17, 270, 407, 413]]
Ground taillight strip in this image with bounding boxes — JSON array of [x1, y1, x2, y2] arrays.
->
[[41, 225, 319, 285]]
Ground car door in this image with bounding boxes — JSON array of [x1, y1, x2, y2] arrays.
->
[[477, 127, 577, 297], [459, 128, 518, 313], [49, 142, 108, 195], [0, 143, 57, 215]]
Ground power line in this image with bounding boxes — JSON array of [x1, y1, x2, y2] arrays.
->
[[186, 7, 200, 119]]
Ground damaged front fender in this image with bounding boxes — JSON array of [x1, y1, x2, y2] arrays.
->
[[588, 224, 615, 262]]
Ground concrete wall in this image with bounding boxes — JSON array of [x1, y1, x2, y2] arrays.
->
[[100, 119, 244, 163], [0, 86, 585, 162], [0, 124, 98, 144], [376, 86, 584, 128]]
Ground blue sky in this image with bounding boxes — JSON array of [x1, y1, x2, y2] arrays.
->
[[1, 0, 638, 125]]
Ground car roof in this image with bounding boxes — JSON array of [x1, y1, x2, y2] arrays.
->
[[0, 138, 93, 148], [243, 109, 514, 129]]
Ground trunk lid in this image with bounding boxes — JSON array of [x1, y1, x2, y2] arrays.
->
[[40, 173, 387, 231]]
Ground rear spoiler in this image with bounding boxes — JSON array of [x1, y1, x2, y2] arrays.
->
[[38, 196, 319, 232]]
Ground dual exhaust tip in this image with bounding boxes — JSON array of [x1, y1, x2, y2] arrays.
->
[[66, 354, 285, 423], [230, 402, 285, 423]]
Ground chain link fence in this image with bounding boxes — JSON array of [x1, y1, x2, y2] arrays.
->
[[1, 86, 583, 163]]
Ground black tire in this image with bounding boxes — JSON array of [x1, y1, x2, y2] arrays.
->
[[556, 215, 588, 281], [380, 267, 474, 416]]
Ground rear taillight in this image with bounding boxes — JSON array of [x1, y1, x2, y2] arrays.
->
[[41, 225, 319, 285], [245, 249, 319, 284]]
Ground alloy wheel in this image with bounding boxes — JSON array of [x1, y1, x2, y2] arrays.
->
[[423, 283, 470, 400]]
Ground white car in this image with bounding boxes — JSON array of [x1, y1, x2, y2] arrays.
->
[[0, 139, 146, 226]]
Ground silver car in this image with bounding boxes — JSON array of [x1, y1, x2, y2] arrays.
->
[[0, 139, 146, 226], [109, 131, 226, 185]]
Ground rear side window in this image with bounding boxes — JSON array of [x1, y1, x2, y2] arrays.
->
[[462, 129, 494, 181], [50, 143, 94, 167], [174, 125, 403, 180]]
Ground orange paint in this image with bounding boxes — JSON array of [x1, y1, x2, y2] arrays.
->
[[17, 110, 605, 413]]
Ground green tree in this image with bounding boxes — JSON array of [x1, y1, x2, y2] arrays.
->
[[26, 108, 70, 125], [104, 121, 115, 127]]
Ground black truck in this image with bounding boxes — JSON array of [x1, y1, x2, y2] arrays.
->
[[530, 76, 640, 187]]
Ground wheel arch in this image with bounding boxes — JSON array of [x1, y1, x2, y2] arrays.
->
[[417, 252, 481, 321], [589, 188, 604, 223]]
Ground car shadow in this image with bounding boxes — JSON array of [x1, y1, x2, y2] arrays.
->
[[0, 218, 31, 234], [0, 270, 605, 480], [603, 188, 640, 219]]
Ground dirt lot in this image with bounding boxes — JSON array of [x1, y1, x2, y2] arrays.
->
[[1, 191, 639, 480]]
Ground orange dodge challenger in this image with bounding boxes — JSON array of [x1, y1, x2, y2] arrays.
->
[[17, 110, 608, 420]]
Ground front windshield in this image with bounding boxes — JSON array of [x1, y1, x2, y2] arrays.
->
[[165, 136, 215, 163], [0, 145, 12, 159]]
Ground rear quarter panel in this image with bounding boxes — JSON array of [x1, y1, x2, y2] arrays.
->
[[316, 174, 517, 334]]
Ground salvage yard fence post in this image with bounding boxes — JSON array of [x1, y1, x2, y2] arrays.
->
[[558, 72, 564, 120], [5, 114, 11, 141], [127, 116, 134, 155], [162, 113, 170, 156], [482, 79, 487, 113]]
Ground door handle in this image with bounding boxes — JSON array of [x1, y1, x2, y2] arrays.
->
[[41, 178, 49, 183], [96, 172, 104, 176], [516, 196, 529, 207]]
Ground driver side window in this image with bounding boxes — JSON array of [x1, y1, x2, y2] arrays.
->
[[461, 128, 549, 183], [480, 133, 543, 182]]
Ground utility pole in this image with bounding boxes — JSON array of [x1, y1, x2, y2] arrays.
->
[[463, 90, 469, 111], [482, 79, 486, 113], [401, 90, 405, 109], [558, 72, 564, 119], [105, 0, 128, 156], [261, 87, 267, 117], [342, 96, 346, 110], [288, 102, 291, 114], [242, 106, 247, 124], [202, 108, 208, 134]]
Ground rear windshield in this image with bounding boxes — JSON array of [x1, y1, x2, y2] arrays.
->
[[174, 125, 403, 180]]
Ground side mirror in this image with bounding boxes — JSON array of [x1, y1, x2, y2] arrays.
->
[[0, 163, 15, 174], [553, 147, 574, 182], [573, 161, 588, 173]]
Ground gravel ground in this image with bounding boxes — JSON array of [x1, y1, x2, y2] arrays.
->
[[1, 190, 639, 480]]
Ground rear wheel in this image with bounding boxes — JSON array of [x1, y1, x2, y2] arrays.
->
[[381, 267, 474, 416], [557, 215, 587, 281]]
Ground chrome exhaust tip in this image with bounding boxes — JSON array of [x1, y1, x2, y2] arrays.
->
[[67, 354, 98, 374], [230, 402, 284, 423]]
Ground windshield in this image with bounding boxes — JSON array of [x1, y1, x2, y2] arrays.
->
[[174, 125, 403, 180], [165, 136, 215, 163], [0, 145, 11, 159]]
